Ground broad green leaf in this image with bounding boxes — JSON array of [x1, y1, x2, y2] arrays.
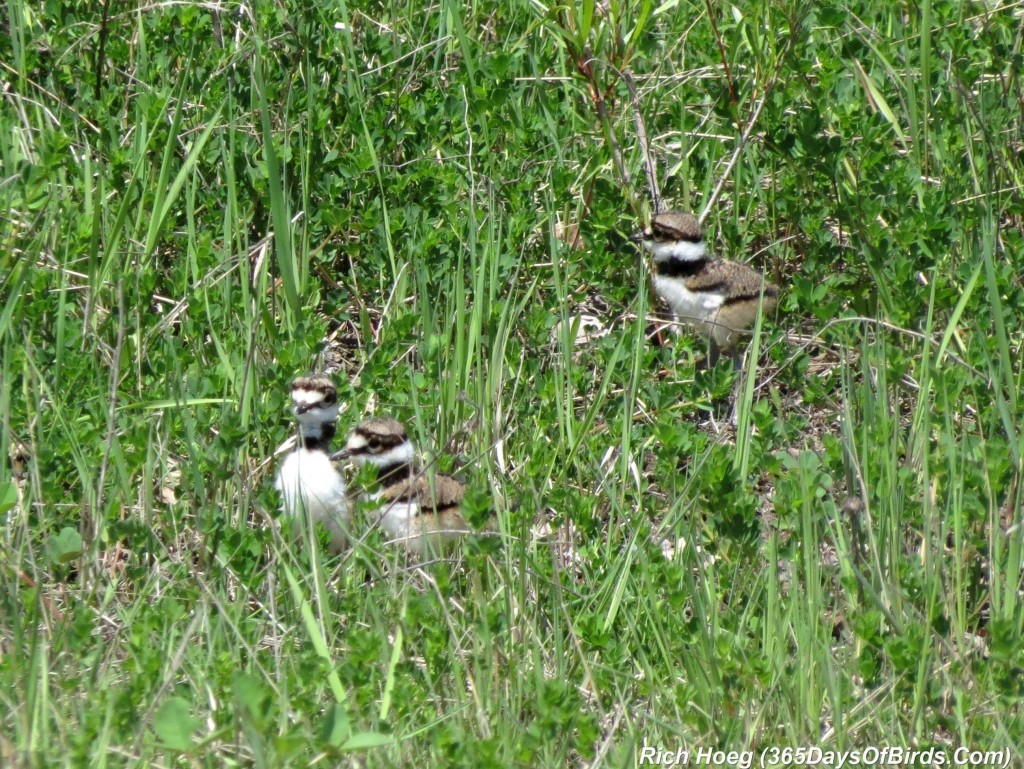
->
[[152, 697, 201, 752], [0, 483, 17, 516], [43, 527, 82, 565]]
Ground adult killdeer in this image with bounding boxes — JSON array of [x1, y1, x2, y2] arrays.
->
[[637, 211, 778, 369], [338, 417, 491, 556], [275, 375, 350, 553]]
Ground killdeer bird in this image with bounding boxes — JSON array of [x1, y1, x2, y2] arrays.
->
[[338, 417, 491, 556], [636, 211, 779, 369], [275, 375, 350, 553], [8, 441, 29, 482]]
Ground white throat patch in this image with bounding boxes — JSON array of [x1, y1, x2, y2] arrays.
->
[[645, 239, 706, 263]]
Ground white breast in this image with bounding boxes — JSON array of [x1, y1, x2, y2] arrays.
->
[[369, 492, 467, 556], [370, 491, 420, 541], [276, 449, 350, 550], [653, 274, 724, 320]]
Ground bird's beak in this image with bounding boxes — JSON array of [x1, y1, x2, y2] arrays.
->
[[332, 448, 350, 462], [294, 403, 312, 415], [629, 230, 645, 244]]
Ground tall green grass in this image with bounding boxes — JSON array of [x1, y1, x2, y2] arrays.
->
[[1, 0, 1022, 766]]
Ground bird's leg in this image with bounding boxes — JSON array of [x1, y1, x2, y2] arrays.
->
[[730, 347, 743, 371], [706, 337, 721, 370]]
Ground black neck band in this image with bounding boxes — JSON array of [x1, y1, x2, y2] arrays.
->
[[654, 257, 707, 279], [300, 422, 336, 452], [377, 460, 414, 484]]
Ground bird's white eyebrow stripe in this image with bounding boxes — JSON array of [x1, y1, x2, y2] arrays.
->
[[292, 389, 327, 405]]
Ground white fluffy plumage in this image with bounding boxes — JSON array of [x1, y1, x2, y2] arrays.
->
[[276, 447, 350, 553]]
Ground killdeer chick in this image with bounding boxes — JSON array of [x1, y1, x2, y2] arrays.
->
[[338, 417, 490, 557], [637, 211, 779, 369], [275, 375, 350, 553], [8, 441, 29, 483]]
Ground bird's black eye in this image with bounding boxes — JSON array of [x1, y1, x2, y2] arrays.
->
[[367, 438, 382, 452]]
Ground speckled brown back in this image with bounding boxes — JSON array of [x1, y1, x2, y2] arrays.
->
[[378, 472, 465, 512], [686, 260, 779, 306]]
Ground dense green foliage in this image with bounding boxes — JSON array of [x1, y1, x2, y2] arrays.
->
[[2, 0, 1022, 765]]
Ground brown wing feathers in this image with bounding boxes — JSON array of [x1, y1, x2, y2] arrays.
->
[[378, 473, 465, 512], [686, 260, 777, 305]]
